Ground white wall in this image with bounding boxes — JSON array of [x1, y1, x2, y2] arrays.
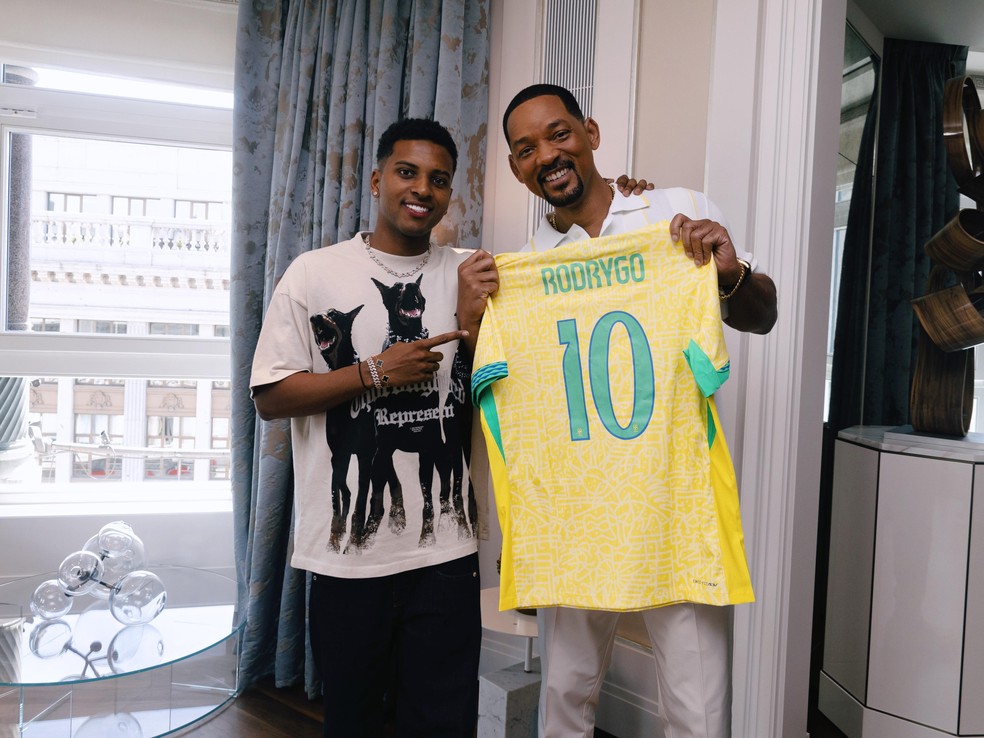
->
[[632, 0, 715, 191], [706, 1, 845, 736], [0, 510, 234, 584]]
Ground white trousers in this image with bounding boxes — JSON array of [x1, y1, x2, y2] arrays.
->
[[537, 603, 732, 738]]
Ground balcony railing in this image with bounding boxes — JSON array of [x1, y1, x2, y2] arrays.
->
[[32, 212, 228, 254]]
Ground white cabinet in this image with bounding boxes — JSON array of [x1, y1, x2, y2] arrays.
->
[[820, 426, 984, 737]]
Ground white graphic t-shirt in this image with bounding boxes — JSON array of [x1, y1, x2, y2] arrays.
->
[[250, 234, 478, 578]]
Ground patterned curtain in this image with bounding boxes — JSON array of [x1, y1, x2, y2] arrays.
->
[[230, 0, 490, 695]]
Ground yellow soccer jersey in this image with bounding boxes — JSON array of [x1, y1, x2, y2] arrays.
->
[[472, 222, 754, 611]]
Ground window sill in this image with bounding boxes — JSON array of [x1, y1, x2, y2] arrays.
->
[[0, 484, 232, 517]]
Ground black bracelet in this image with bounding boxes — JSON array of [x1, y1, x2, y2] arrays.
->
[[357, 360, 369, 389]]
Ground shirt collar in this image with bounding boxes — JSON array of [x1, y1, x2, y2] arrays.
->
[[529, 191, 651, 251]]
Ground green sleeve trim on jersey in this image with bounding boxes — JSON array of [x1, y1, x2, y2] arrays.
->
[[707, 402, 716, 449], [683, 340, 730, 397], [478, 390, 505, 461], [470, 361, 508, 405], [471, 362, 508, 460]]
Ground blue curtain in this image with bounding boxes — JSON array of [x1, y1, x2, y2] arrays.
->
[[230, 0, 490, 695]]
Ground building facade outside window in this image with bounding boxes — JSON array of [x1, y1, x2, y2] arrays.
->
[[0, 64, 232, 501]]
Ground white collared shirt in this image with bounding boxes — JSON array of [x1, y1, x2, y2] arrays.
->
[[523, 186, 756, 269]]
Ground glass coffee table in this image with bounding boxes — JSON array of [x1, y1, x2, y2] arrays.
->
[[0, 565, 241, 737]]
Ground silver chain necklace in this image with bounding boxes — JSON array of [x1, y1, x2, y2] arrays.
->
[[363, 233, 430, 278]]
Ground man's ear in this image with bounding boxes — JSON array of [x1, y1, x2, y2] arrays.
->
[[508, 155, 522, 182], [369, 168, 381, 194], [584, 117, 601, 151]]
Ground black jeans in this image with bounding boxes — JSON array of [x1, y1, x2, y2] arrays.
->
[[309, 553, 481, 738]]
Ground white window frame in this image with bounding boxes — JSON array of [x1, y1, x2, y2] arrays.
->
[[0, 78, 232, 509]]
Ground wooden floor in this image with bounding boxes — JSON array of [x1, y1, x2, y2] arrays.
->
[[179, 678, 323, 738], [176, 679, 847, 738], [177, 680, 612, 737]]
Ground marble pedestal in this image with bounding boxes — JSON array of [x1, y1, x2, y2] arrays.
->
[[820, 426, 984, 736], [478, 657, 541, 738]]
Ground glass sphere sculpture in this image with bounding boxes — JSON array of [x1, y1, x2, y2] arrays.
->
[[82, 534, 145, 601], [97, 521, 143, 559], [57, 550, 105, 596], [30, 579, 73, 620], [73, 712, 143, 738], [29, 619, 72, 658], [108, 624, 165, 673], [30, 522, 166, 628], [109, 571, 167, 626]]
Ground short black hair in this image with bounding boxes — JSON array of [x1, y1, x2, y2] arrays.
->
[[502, 84, 585, 144], [375, 118, 458, 173]]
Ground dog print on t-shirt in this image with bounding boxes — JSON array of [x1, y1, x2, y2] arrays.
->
[[311, 273, 475, 556]]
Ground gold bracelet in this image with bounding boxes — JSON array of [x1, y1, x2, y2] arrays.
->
[[719, 259, 750, 300]]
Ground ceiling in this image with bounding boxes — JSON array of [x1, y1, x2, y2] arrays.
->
[[853, 0, 984, 52]]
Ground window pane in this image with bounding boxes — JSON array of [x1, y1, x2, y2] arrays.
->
[[72, 413, 124, 481], [149, 323, 200, 336], [7, 132, 231, 336], [1, 65, 232, 506], [210, 416, 230, 481], [30, 319, 60, 332], [147, 413, 197, 480], [77, 320, 128, 335], [25, 376, 230, 490], [824, 24, 878, 421]]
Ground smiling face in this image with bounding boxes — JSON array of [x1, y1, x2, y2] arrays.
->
[[505, 94, 601, 208], [370, 139, 454, 254]]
